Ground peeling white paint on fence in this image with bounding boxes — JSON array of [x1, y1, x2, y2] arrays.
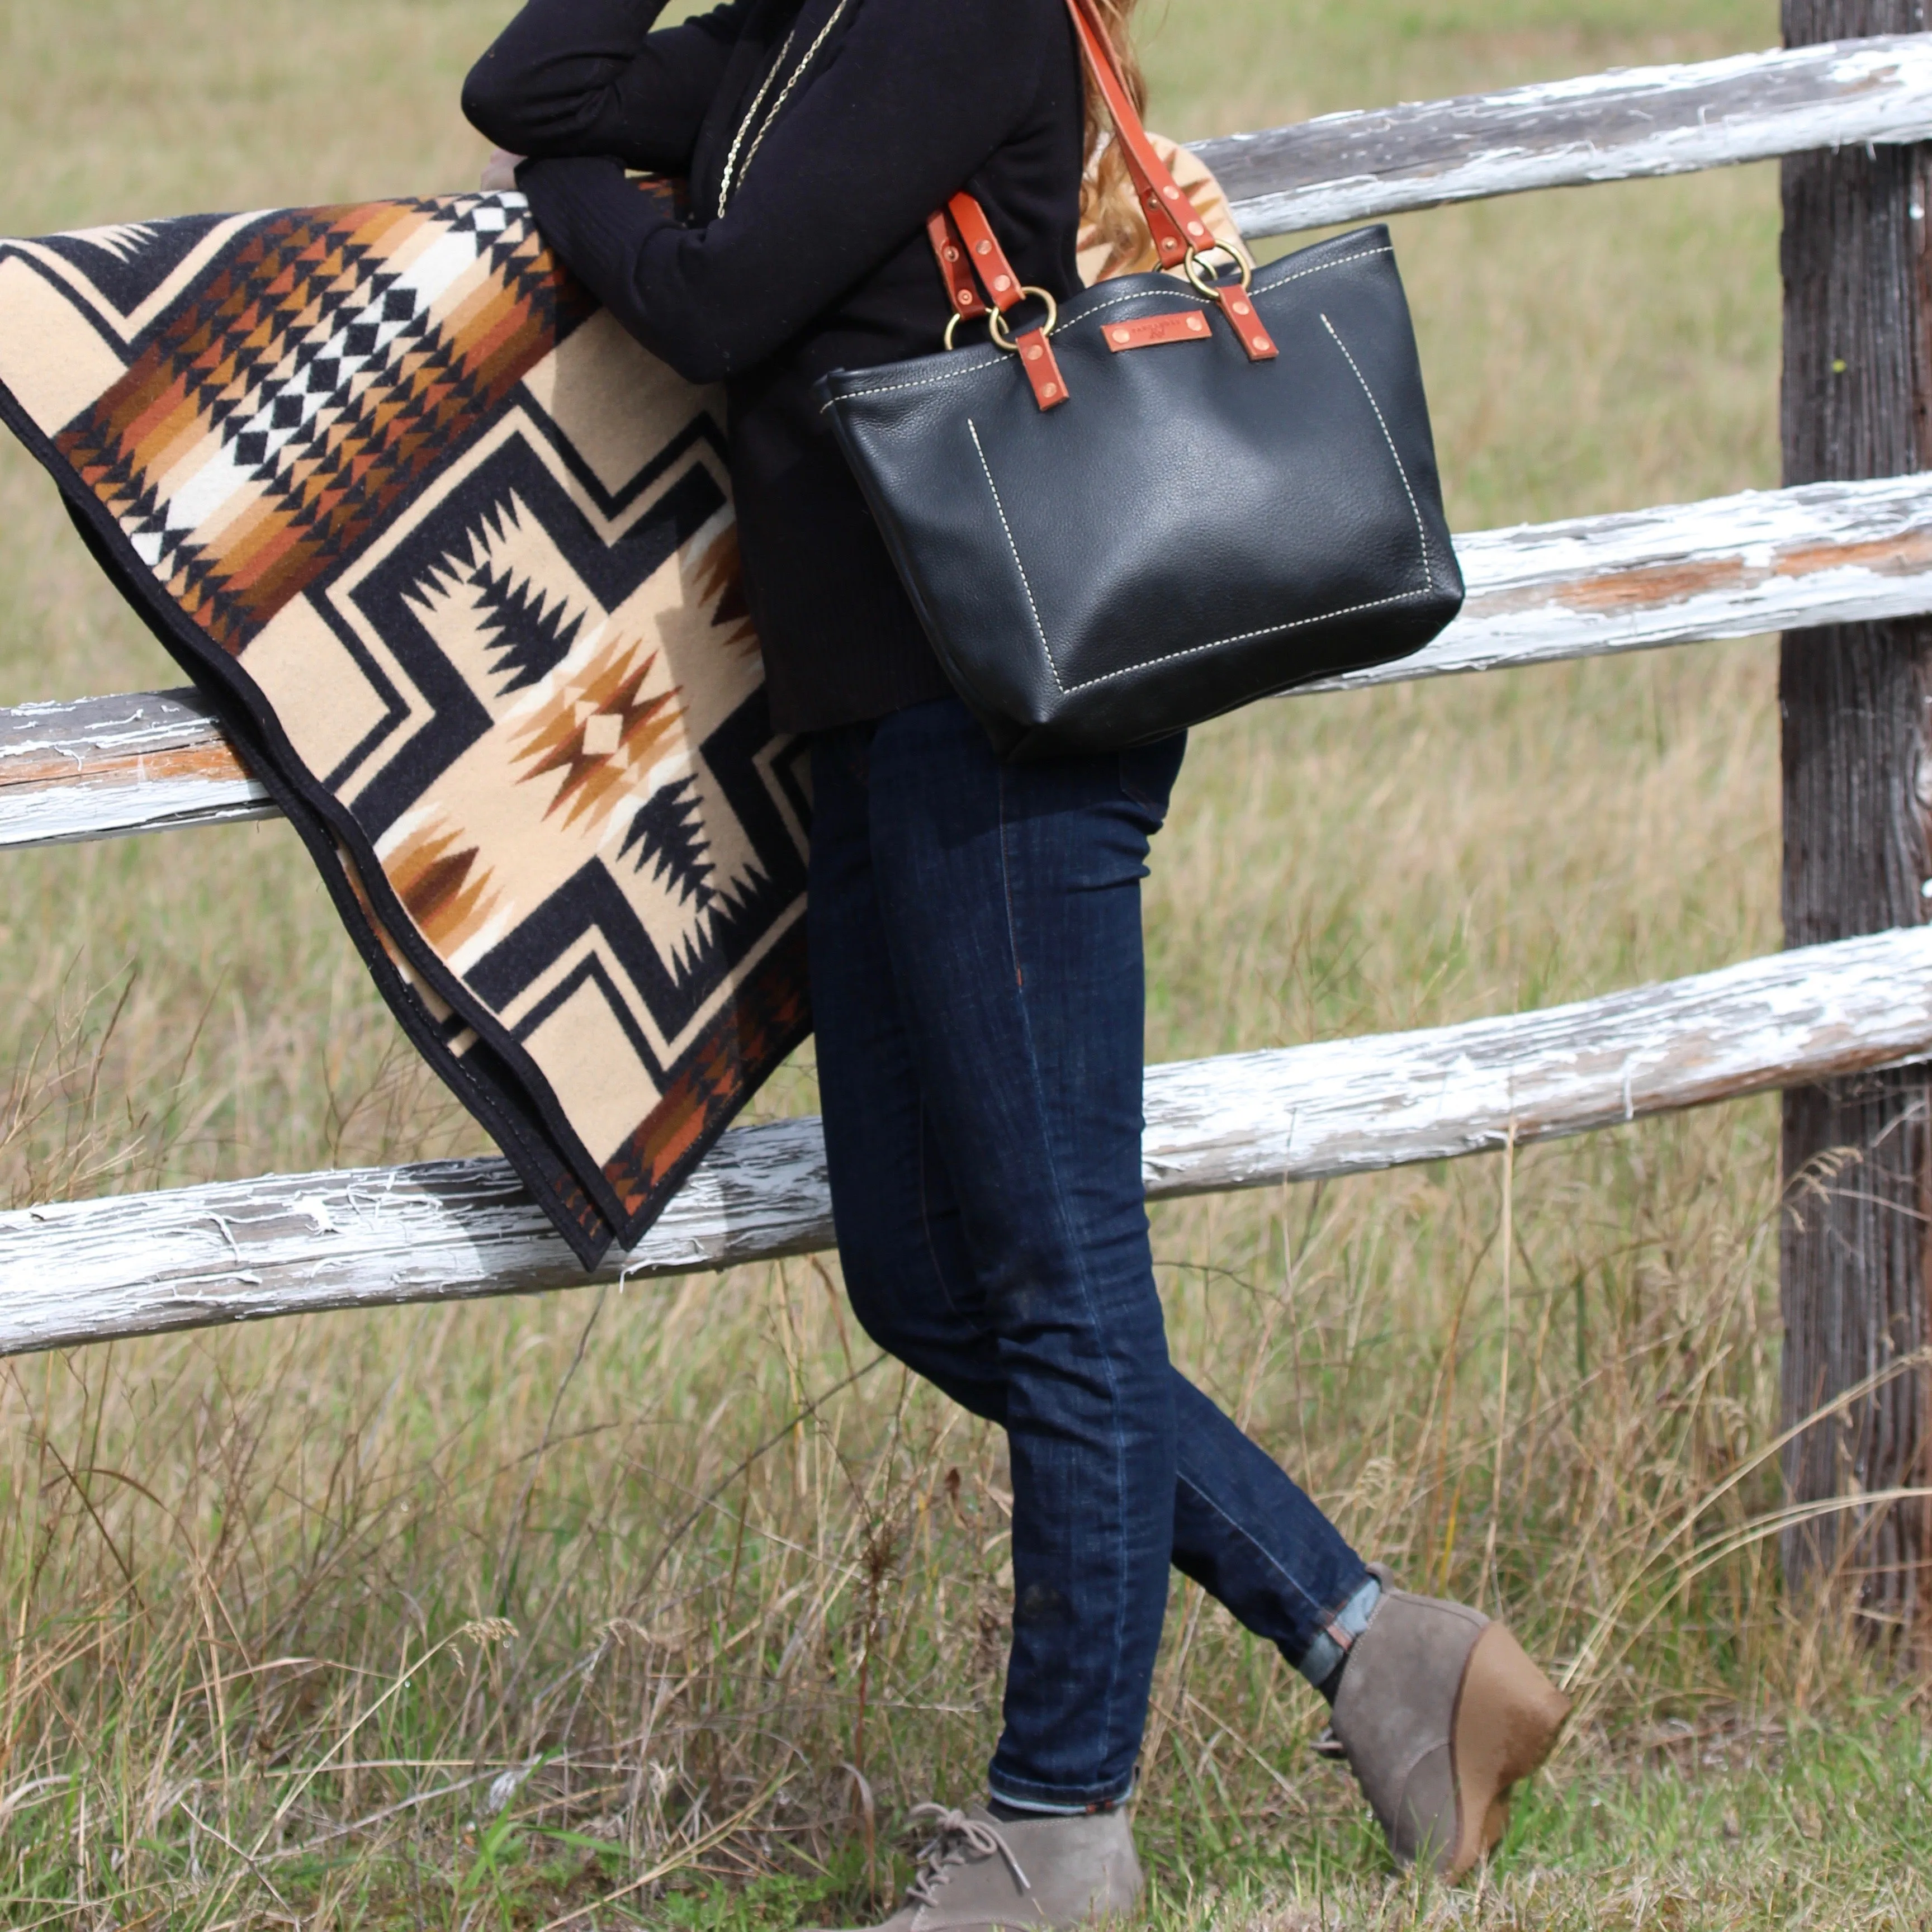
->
[[0, 689, 272, 849], [1312, 473, 1932, 693], [7, 475, 1930, 851], [1204, 35, 1932, 238], [3, 926, 1929, 1357]]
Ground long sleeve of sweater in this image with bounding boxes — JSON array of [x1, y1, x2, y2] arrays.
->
[[482, 0, 1058, 386], [463, 0, 752, 176]]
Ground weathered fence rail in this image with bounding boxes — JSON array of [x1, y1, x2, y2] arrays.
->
[[0, 689, 273, 848], [1201, 35, 1932, 238], [15, 472, 1932, 851], [3, 926, 1928, 1357], [7, 26, 1931, 1606]]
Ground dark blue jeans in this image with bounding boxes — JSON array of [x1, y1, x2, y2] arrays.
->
[[809, 698, 1371, 1811]]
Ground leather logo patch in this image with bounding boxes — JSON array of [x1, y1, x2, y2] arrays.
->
[[1103, 310, 1215, 352]]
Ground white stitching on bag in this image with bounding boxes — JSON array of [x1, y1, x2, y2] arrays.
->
[[1251, 244, 1392, 296], [1319, 311, 1433, 591], [1063, 245, 1395, 334], [1055, 588, 1435, 694], [1040, 306, 1442, 693], [965, 419, 1435, 697], [822, 353, 1006, 413], [1071, 285, 1210, 324], [967, 419, 1066, 694]]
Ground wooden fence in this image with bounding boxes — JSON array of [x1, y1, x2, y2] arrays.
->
[[4, 22, 1930, 1598]]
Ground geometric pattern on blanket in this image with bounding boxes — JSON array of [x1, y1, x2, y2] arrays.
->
[[0, 191, 811, 1267]]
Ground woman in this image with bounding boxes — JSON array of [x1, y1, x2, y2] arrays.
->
[[462, 2, 1570, 1917]]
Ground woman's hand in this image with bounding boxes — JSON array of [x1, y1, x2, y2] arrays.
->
[[480, 148, 525, 193]]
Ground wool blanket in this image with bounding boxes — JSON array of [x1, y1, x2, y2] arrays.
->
[[0, 154, 1239, 1270], [0, 186, 807, 1265]]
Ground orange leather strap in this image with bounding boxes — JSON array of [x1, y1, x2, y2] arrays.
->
[[1062, 0, 1274, 358], [927, 208, 988, 321], [946, 193, 1026, 312], [1066, 0, 1277, 359], [1060, 0, 1200, 271], [1011, 324, 1069, 409], [943, 194, 1069, 410], [1214, 278, 1278, 363]]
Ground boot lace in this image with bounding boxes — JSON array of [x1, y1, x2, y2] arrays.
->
[[902, 1805, 1033, 1907]]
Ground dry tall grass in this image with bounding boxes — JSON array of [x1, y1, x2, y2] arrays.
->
[[1, 0, 1927, 1925]]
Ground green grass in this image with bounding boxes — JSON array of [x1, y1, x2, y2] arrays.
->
[[3, 0, 1928, 1926]]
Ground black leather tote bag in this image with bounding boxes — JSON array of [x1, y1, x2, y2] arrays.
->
[[819, 0, 1464, 761]]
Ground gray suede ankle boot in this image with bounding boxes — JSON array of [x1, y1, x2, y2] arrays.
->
[[1329, 1566, 1569, 1879], [834, 1802, 1142, 1931]]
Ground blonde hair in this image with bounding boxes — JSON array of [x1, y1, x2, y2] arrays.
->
[[1077, 0, 1152, 272]]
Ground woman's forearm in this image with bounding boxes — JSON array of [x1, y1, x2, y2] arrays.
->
[[462, 0, 747, 174], [517, 157, 725, 379]]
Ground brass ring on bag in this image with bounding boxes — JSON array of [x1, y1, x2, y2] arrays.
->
[[1184, 245, 1254, 299], [944, 307, 986, 352], [987, 287, 1060, 352]]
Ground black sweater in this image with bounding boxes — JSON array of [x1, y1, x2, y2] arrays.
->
[[463, 0, 1085, 733]]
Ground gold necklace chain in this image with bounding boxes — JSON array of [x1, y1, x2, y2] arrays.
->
[[717, 0, 854, 214]]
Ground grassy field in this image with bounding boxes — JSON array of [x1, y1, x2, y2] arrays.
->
[[2, 0, 1929, 1925]]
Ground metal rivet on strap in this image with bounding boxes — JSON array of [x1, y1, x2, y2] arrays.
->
[[994, 275, 1012, 292], [1113, 328, 1131, 343], [1190, 315, 1205, 331], [976, 240, 992, 255], [1252, 335, 1269, 351], [1187, 221, 1205, 236], [945, 246, 960, 262], [1027, 344, 1043, 361], [1043, 382, 1058, 397], [1234, 301, 1251, 315]]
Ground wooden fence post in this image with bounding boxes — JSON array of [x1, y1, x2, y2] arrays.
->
[[1780, 0, 1932, 1633]]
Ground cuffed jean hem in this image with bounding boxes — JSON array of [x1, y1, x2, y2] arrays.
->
[[987, 1780, 1135, 1816], [986, 1772, 1138, 1813], [1294, 1575, 1382, 1688]]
